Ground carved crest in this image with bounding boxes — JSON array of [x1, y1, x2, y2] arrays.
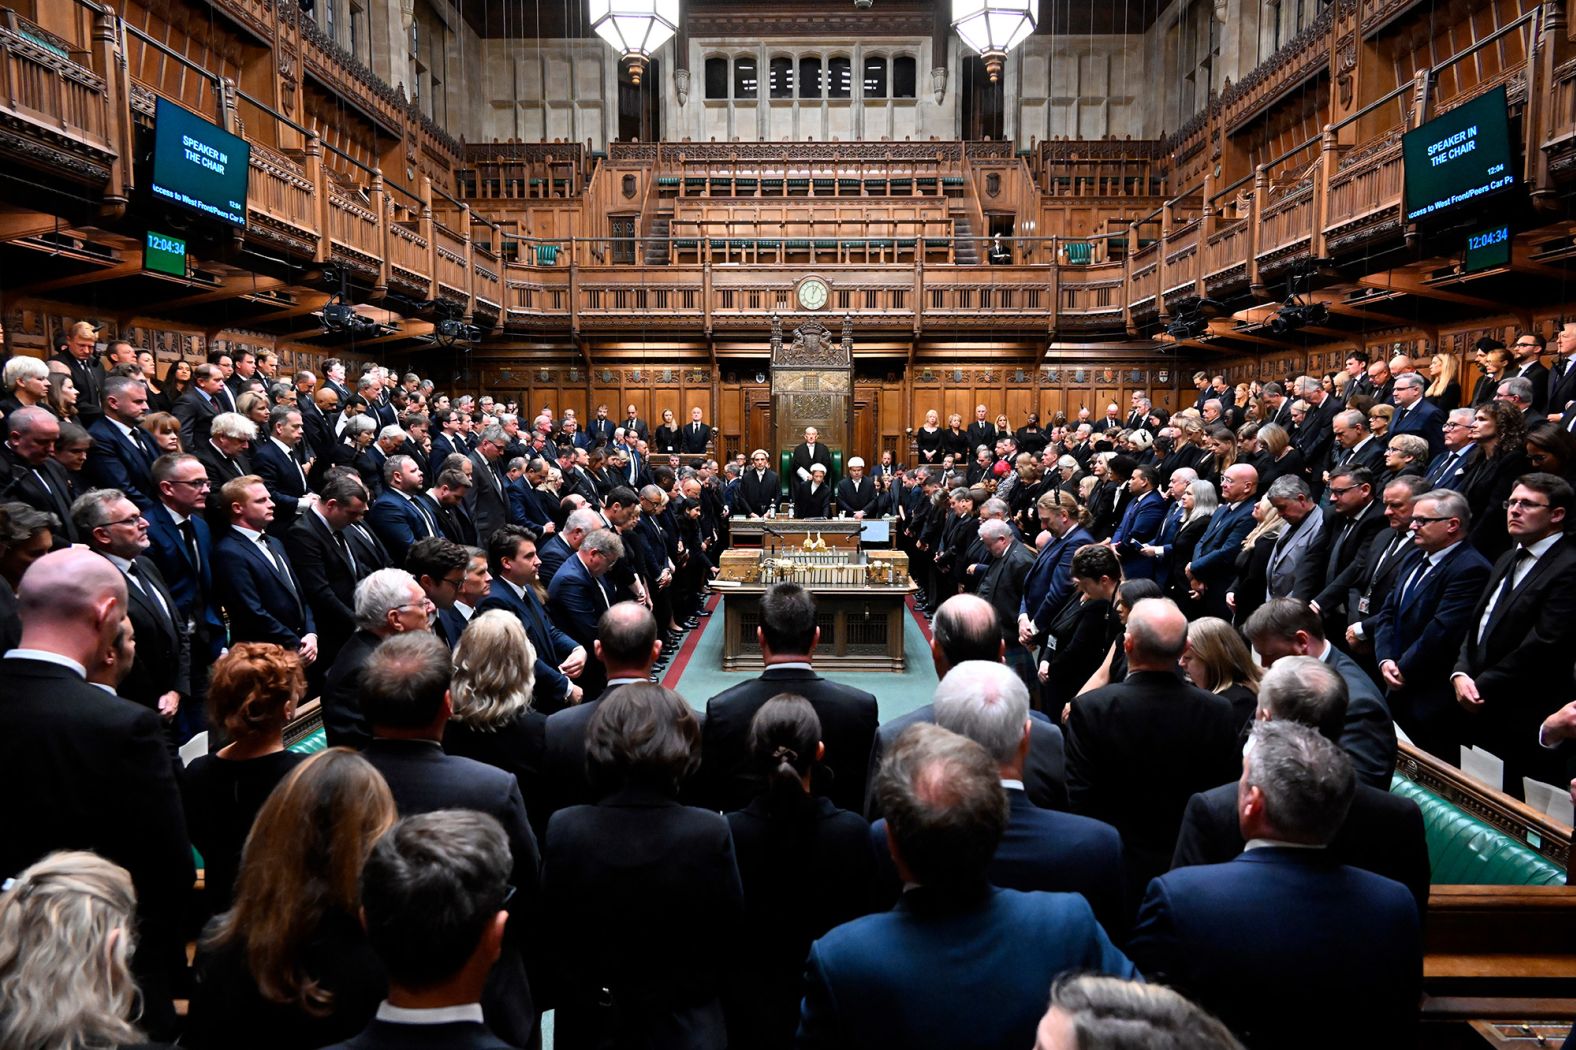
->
[[770, 316, 852, 368]]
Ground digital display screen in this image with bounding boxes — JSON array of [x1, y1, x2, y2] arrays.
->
[[149, 97, 250, 227], [143, 230, 187, 277], [1402, 86, 1516, 223], [1464, 224, 1512, 273]]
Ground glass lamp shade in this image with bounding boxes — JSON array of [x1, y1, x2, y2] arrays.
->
[[589, 0, 679, 81], [951, 0, 1037, 80]]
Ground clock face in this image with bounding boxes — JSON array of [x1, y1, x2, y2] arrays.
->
[[798, 277, 829, 311]]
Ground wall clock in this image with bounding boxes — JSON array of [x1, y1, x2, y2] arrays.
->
[[796, 276, 829, 311]]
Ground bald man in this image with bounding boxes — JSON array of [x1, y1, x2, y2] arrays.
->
[[1063, 597, 1244, 894], [0, 549, 192, 1038]]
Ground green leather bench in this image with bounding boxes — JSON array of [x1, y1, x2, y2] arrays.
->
[[534, 244, 560, 266], [1064, 241, 1094, 265], [1391, 774, 1567, 886]]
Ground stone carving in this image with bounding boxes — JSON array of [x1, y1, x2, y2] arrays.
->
[[771, 316, 852, 368]]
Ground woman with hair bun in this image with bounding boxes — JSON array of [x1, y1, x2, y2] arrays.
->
[[0, 851, 165, 1050], [723, 694, 879, 1049], [180, 642, 308, 916]]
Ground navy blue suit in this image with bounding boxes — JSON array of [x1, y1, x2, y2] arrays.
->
[[476, 579, 578, 711], [427, 432, 465, 478], [797, 885, 1138, 1050], [250, 439, 312, 536], [1422, 443, 1474, 491], [1388, 397, 1446, 461], [366, 489, 439, 567], [1110, 489, 1166, 579], [215, 530, 315, 647], [143, 501, 224, 658], [1373, 541, 1493, 760], [546, 553, 613, 699], [1020, 525, 1093, 636], [537, 532, 572, 585], [1188, 499, 1256, 616], [86, 417, 158, 510], [1129, 848, 1421, 1048]]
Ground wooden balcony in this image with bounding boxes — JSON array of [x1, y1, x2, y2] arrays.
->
[[246, 142, 318, 257], [0, 8, 114, 187]]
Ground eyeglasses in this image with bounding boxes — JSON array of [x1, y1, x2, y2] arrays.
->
[[1504, 498, 1551, 510], [1442, 422, 1468, 430], [1327, 485, 1361, 496], [171, 477, 211, 489], [1408, 515, 1453, 527], [103, 513, 145, 528]]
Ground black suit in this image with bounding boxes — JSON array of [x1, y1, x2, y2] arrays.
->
[[173, 388, 221, 451], [1171, 779, 1431, 916], [112, 555, 190, 713], [700, 667, 878, 814], [1332, 436, 1385, 476], [360, 738, 539, 1048], [466, 452, 510, 542], [194, 440, 249, 528], [737, 468, 779, 516], [1312, 500, 1387, 634], [1549, 357, 1576, 417], [790, 442, 834, 483], [966, 420, 998, 452], [298, 397, 336, 461], [52, 350, 104, 421], [1453, 535, 1576, 793], [0, 657, 192, 1036], [252, 439, 312, 536], [543, 785, 744, 1050], [286, 510, 387, 671], [679, 420, 712, 454], [835, 476, 877, 516], [1065, 670, 1243, 892], [976, 538, 1036, 647], [793, 479, 831, 518], [0, 444, 78, 543], [1509, 359, 1551, 414]]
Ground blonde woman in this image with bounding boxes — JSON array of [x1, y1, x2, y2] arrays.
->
[[1225, 495, 1284, 628], [1182, 616, 1262, 732], [915, 408, 944, 464], [0, 851, 149, 1050], [441, 609, 549, 835], [1424, 352, 1461, 412]]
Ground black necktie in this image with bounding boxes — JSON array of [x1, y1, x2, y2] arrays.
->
[[178, 519, 201, 577], [127, 563, 175, 635], [1398, 556, 1433, 605], [333, 528, 359, 577], [1481, 547, 1532, 643]]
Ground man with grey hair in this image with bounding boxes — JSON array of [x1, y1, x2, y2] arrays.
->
[[322, 567, 431, 748], [976, 517, 1037, 688], [906, 660, 1127, 935], [75, 487, 188, 719], [1423, 406, 1476, 489], [466, 423, 510, 540], [174, 362, 224, 449], [799, 722, 1137, 1050], [1330, 408, 1382, 477], [1261, 473, 1324, 604], [1388, 371, 1445, 460], [1289, 374, 1336, 484], [252, 404, 315, 536], [539, 506, 602, 585], [0, 404, 76, 542], [0, 355, 48, 417], [1495, 375, 1538, 421], [547, 527, 624, 699], [368, 453, 439, 567], [1172, 655, 1430, 913], [1066, 597, 1242, 892], [1130, 720, 1422, 1046]]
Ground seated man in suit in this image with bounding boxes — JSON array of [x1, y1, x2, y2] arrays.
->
[[869, 595, 1067, 818], [700, 582, 878, 814], [356, 632, 537, 1049], [323, 809, 519, 1050], [1065, 598, 1243, 893], [737, 449, 780, 517], [1171, 656, 1431, 916], [1129, 720, 1422, 1048], [475, 524, 587, 713], [835, 457, 878, 518], [368, 454, 441, 567], [790, 426, 834, 485], [873, 661, 1125, 937], [794, 462, 832, 518], [546, 526, 621, 700], [1243, 597, 1397, 787], [215, 475, 317, 667], [799, 723, 1137, 1050]]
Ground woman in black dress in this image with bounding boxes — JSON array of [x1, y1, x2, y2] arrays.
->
[[544, 684, 745, 1050], [182, 643, 309, 917], [138, 349, 172, 413], [161, 357, 192, 407], [941, 412, 972, 459], [1183, 615, 1263, 733], [914, 409, 945, 465], [443, 609, 552, 839], [653, 409, 681, 456], [1254, 422, 1304, 492], [1424, 352, 1462, 413], [724, 696, 879, 1049], [188, 750, 396, 1050], [1041, 544, 1122, 716], [1226, 495, 1284, 629], [1461, 400, 1530, 559], [1165, 478, 1217, 612]]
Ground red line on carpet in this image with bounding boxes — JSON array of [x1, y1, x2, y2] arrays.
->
[[906, 594, 932, 643], [660, 591, 719, 688]]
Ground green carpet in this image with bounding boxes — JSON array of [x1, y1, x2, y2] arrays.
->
[[668, 598, 940, 723]]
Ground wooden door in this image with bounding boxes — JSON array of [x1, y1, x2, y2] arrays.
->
[[747, 397, 773, 457], [852, 395, 876, 463]]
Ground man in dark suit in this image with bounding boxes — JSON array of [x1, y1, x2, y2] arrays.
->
[[1452, 473, 1576, 796], [144, 453, 225, 695], [323, 810, 519, 1050], [799, 723, 1138, 1050], [0, 407, 79, 544], [1017, 493, 1094, 647], [1186, 463, 1259, 618], [870, 595, 1067, 817], [428, 409, 467, 477], [1259, 382, 1294, 430], [85, 374, 158, 510], [193, 414, 252, 526], [1309, 465, 1386, 636], [1329, 408, 1385, 478], [679, 405, 711, 454], [1130, 721, 1422, 1048], [1422, 407, 1477, 490], [286, 473, 385, 677], [1290, 377, 1337, 492], [214, 475, 318, 666], [538, 507, 598, 585], [51, 320, 106, 424], [699, 582, 878, 814], [368, 454, 441, 566], [466, 426, 511, 542], [251, 404, 315, 537], [1342, 475, 1432, 656], [965, 403, 998, 454], [428, 468, 479, 546], [476, 524, 587, 712], [546, 527, 620, 700], [173, 364, 226, 451], [356, 633, 538, 1049], [0, 549, 192, 1037], [875, 661, 1127, 936], [736, 449, 780, 516], [1370, 489, 1494, 762], [975, 517, 1037, 688], [1388, 371, 1446, 461], [621, 404, 650, 442], [586, 404, 615, 448], [835, 456, 878, 517], [1170, 656, 1431, 916], [1547, 324, 1576, 422], [790, 426, 834, 486], [1508, 331, 1551, 415], [1109, 464, 1166, 580], [1244, 597, 1397, 788], [321, 568, 434, 749], [1065, 597, 1243, 891], [76, 488, 189, 721]]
